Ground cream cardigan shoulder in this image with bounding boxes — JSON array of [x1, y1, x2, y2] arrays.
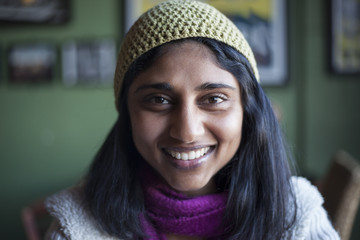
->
[[45, 177, 340, 240]]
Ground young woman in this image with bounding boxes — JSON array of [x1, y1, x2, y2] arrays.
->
[[45, 1, 339, 239]]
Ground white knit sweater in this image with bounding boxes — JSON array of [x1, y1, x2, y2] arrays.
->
[[45, 177, 340, 240]]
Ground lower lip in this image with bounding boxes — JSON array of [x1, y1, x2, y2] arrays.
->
[[164, 148, 213, 170]]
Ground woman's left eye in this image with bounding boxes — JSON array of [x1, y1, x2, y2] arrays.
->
[[207, 96, 224, 104], [201, 94, 227, 105]]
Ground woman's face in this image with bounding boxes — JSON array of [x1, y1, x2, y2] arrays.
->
[[127, 41, 243, 196]]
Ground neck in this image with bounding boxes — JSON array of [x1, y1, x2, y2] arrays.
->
[[176, 180, 217, 197], [166, 233, 205, 240]]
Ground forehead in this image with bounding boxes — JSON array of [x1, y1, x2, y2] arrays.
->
[[159, 40, 218, 63], [130, 41, 236, 88]]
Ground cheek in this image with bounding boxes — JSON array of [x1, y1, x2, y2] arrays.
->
[[129, 110, 164, 154], [211, 107, 243, 148]]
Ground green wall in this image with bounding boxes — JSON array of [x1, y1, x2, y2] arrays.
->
[[302, 0, 360, 178], [0, 0, 359, 239], [0, 1, 120, 238]]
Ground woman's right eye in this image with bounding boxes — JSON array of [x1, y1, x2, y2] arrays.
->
[[142, 95, 173, 112], [151, 96, 169, 104], [143, 95, 171, 106]]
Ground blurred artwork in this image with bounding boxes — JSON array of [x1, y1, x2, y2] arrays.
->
[[0, 0, 70, 24], [331, 0, 360, 74], [207, 0, 287, 85], [8, 43, 56, 83], [62, 39, 116, 87], [125, 0, 288, 85]]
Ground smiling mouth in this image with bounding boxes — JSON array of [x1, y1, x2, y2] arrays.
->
[[165, 147, 211, 161]]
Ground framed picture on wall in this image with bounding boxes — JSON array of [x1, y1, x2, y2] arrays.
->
[[0, 0, 70, 24], [7, 43, 56, 83], [331, 0, 360, 74], [124, 0, 288, 86], [62, 39, 117, 87]]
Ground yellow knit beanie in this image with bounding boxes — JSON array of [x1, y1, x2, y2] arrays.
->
[[114, 0, 259, 109]]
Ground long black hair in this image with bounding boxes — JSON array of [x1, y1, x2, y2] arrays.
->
[[85, 38, 297, 239]]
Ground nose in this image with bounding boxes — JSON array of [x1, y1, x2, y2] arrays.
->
[[169, 104, 205, 143]]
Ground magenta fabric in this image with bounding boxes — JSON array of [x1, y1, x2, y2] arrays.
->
[[140, 170, 228, 239]]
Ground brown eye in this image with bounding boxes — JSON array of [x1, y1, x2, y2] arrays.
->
[[144, 95, 171, 105], [203, 93, 228, 104], [197, 93, 229, 109], [208, 96, 224, 104], [152, 96, 169, 104]]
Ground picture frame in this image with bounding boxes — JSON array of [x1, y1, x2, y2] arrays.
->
[[61, 39, 117, 87], [124, 0, 288, 86], [330, 0, 360, 74], [7, 43, 56, 83], [0, 0, 70, 24]]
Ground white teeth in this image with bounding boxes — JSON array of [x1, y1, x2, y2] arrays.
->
[[189, 151, 196, 160], [181, 152, 189, 160], [167, 147, 210, 161]]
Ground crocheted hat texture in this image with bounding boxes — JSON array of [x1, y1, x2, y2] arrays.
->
[[114, 0, 259, 109]]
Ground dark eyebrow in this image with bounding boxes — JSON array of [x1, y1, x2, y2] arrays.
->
[[195, 83, 236, 91], [135, 83, 173, 93]]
